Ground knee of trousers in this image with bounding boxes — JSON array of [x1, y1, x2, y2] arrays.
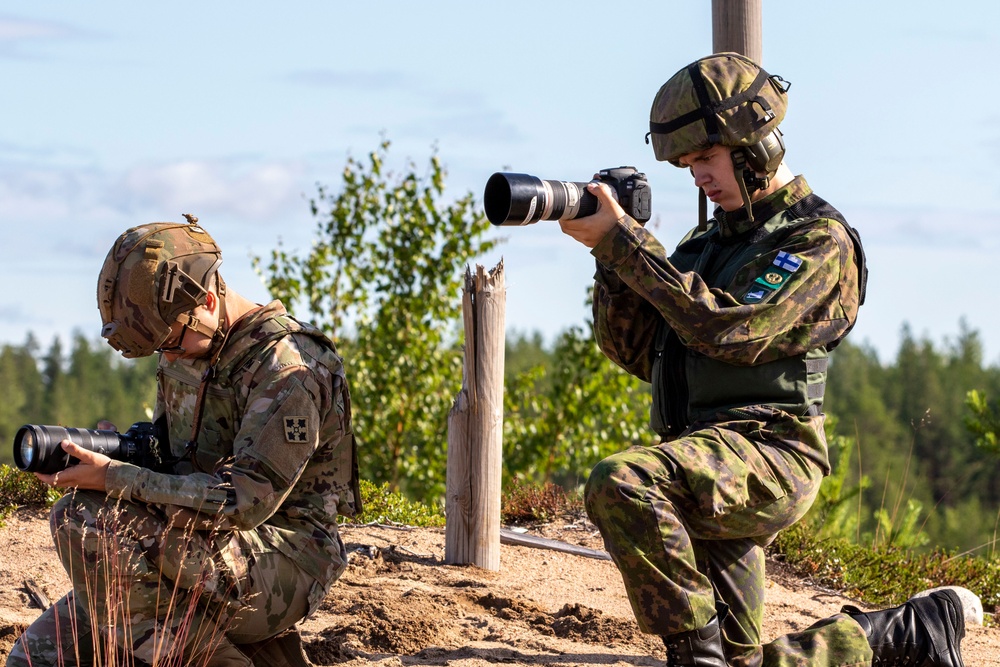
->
[[49, 489, 108, 544], [48, 491, 160, 592], [585, 453, 645, 523]]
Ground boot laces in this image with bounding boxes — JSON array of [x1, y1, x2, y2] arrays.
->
[[664, 640, 682, 667]]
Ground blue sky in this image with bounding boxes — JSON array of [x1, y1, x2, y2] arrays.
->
[[2, 2, 999, 365]]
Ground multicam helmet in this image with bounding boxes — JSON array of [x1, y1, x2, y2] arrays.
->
[[647, 52, 788, 169], [97, 217, 222, 358]]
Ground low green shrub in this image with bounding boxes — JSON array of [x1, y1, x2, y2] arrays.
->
[[0, 464, 61, 524], [348, 479, 445, 527], [501, 479, 583, 524], [771, 523, 1000, 617]]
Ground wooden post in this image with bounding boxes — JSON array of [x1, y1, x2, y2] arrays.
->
[[445, 260, 505, 570], [712, 0, 763, 63]]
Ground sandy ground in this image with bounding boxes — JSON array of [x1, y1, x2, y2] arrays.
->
[[1, 506, 997, 666]]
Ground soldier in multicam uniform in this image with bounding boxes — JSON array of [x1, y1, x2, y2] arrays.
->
[[8, 217, 360, 667], [559, 53, 973, 667]]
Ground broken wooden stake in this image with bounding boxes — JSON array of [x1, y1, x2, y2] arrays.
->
[[445, 260, 505, 571]]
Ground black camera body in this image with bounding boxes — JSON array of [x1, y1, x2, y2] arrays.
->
[[596, 166, 652, 222], [13, 421, 169, 475], [484, 165, 652, 226]]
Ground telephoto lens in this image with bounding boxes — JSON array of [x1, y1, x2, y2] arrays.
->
[[484, 166, 651, 226], [14, 425, 127, 474], [484, 173, 598, 226]]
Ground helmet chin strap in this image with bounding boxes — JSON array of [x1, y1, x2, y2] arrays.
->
[[207, 275, 228, 357], [698, 189, 708, 231], [730, 149, 769, 223], [172, 274, 229, 344]]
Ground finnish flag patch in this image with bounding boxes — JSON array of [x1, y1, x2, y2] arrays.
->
[[773, 251, 803, 272], [741, 251, 804, 304]]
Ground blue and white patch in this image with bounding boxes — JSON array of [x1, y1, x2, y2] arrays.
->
[[741, 251, 804, 304], [773, 251, 803, 272]]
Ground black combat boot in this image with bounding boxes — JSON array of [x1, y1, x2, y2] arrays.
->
[[842, 588, 966, 666], [239, 627, 314, 667], [662, 616, 728, 667]]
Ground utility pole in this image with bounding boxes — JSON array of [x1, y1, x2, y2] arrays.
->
[[712, 0, 762, 63]]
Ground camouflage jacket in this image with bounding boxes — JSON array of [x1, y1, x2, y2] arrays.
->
[[592, 176, 864, 438], [105, 300, 359, 584]]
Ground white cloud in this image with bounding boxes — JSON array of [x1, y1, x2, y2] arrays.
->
[[118, 159, 308, 220], [0, 16, 69, 41], [0, 15, 85, 59], [0, 157, 311, 223], [848, 206, 1000, 250]]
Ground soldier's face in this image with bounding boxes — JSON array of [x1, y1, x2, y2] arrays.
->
[[678, 144, 743, 211]]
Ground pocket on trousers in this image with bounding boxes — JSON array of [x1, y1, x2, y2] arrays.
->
[[305, 578, 329, 618], [682, 432, 787, 518]]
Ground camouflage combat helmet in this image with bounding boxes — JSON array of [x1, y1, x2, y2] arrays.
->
[[97, 216, 224, 358], [646, 53, 791, 224]]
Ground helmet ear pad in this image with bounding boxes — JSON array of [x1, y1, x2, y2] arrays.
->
[[739, 128, 785, 176]]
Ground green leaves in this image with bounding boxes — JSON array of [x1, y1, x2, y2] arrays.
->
[[965, 389, 1000, 454], [255, 141, 498, 500], [502, 325, 652, 488]]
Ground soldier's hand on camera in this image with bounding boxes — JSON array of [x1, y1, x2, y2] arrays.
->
[[559, 180, 627, 248], [35, 440, 111, 492]]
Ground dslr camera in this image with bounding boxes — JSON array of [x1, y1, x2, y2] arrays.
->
[[13, 421, 168, 475], [484, 166, 651, 226]]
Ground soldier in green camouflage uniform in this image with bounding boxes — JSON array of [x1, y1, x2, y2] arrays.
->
[[559, 53, 970, 667], [8, 218, 360, 667]]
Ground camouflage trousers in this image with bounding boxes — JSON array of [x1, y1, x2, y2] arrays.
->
[[584, 416, 873, 667], [8, 490, 333, 667]]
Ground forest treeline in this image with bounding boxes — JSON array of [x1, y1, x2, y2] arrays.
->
[[0, 333, 157, 450], [2, 322, 999, 554]]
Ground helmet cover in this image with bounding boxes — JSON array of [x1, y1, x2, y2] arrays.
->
[[648, 52, 789, 166], [96, 221, 222, 358]]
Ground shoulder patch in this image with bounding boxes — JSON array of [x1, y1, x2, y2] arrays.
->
[[284, 416, 310, 443], [741, 251, 805, 304], [773, 251, 803, 272]]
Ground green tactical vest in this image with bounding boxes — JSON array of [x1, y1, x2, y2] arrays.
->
[[649, 193, 866, 438]]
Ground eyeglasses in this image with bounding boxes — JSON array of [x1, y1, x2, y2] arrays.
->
[[155, 325, 188, 355]]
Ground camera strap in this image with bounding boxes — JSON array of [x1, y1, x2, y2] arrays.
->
[[698, 189, 708, 231], [183, 284, 248, 473]]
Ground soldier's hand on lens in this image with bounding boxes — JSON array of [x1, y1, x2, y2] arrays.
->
[[35, 440, 111, 492], [558, 179, 627, 248]]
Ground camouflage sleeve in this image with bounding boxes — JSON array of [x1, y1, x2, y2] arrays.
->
[[592, 263, 660, 382], [106, 336, 344, 530], [591, 214, 859, 366]]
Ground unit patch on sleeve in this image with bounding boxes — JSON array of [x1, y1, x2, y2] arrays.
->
[[284, 416, 310, 443], [741, 251, 805, 304]]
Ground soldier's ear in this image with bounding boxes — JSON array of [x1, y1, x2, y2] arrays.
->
[[203, 290, 217, 314]]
